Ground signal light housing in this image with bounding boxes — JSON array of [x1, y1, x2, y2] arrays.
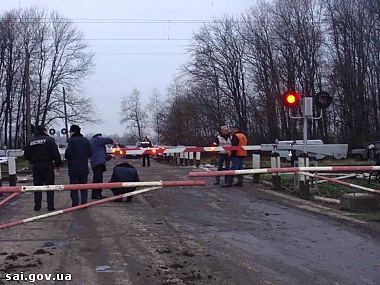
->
[[283, 91, 301, 108], [314, 91, 332, 109]]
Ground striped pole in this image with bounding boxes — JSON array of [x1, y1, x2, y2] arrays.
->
[[0, 180, 206, 230], [112, 145, 262, 158], [0, 180, 206, 193], [299, 172, 380, 195], [189, 166, 380, 177], [0, 193, 20, 207], [0, 186, 161, 230]]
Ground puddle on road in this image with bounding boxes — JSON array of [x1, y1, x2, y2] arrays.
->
[[95, 262, 128, 273]]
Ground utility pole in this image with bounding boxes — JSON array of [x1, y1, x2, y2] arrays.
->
[[62, 87, 69, 141], [25, 49, 31, 143]]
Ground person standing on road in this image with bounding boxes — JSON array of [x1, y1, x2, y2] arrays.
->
[[213, 125, 232, 185], [368, 144, 376, 161], [141, 136, 152, 167], [24, 125, 62, 211], [109, 161, 140, 202], [222, 125, 248, 187], [90, 133, 114, 199], [65, 125, 92, 207]]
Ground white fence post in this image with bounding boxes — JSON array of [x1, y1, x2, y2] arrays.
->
[[252, 153, 260, 183], [8, 157, 16, 186], [196, 152, 201, 167]]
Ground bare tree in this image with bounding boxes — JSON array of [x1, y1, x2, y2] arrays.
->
[[120, 87, 148, 141], [186, 16, 250, 138], [324, 0, 378, 147], [0, 7, 97, 148], [148, 88, 166, 144]]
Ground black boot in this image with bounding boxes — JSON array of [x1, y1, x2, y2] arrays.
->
[[221, 176, 233, 187], [234, 175, 243, 186]]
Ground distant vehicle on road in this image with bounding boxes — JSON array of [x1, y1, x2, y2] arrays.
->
[[351, 141, 380, 161], [106, 145, 143, 159]]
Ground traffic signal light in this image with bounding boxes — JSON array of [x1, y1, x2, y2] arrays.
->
[[283, 91, 300, 108], [314, 91, 332, 109]]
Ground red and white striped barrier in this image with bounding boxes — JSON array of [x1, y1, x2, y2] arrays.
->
[[0, 180, 206, 229], [299, 172, 380, 195], [0, 193, 20, 207], [188, 165, 380, 177], [0, 180, 205, 193], [112, 145, 261, 156], [0, 186, 160, 230]]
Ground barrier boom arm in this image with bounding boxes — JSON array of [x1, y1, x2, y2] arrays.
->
[[189, 166, 380, 177], [0, 180, 206, 230], [0, 180, 206, 193]]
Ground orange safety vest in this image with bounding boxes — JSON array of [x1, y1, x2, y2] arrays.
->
[[235, 132, 247, 157]]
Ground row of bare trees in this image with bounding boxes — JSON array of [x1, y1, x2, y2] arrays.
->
[[2, 1, 379, 150], [0, 7, 97, 149], [154, 0, 380, 148]]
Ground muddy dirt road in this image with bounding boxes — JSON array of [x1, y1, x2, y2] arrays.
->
[[0, 158, 379, 284]]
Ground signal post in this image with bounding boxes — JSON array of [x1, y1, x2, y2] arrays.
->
[[282, 90, 332, 199]]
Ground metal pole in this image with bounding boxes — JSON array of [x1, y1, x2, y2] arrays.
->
[[62, 87, 69, 141], [25, 49, 31, 143], [303, 109, 308, 155]]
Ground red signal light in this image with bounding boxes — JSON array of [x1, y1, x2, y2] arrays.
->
[[283, 91, 300, 108]]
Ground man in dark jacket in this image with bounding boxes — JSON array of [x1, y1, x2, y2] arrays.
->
[[24, 125, 62, 211], [141, 136, 152, 167], [110, 162, 139, 202], [65, 125, 92, 207], [90, 133, 114, 199]]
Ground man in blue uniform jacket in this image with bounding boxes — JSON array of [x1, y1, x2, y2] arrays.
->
[[90, 133, 114, 199], [110, 162, 140, 202]]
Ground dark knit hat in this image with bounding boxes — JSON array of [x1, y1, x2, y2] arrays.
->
[[69, 125, 81, 134], [232, 125, 242, 131], [35, 125, 47, 134]]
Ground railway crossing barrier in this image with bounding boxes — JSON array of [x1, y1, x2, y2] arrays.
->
[[0, 180, 206, 230], [189, 165, 380, 206], [0, 157, 17, 191]]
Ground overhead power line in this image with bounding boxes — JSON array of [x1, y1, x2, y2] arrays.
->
[[87, 38, 189, 41], [71, 19, 216, 24], [10, 18, 221, 24], [96, 52, 187, 55]]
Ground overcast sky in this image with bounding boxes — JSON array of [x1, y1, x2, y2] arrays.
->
[[2, 0, 255, 136]]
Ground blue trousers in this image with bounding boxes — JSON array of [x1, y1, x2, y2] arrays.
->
[[92, 164, 106, 197], [69, 174, 88, 207], [226, 156, 245, 183], [231, 156, 245, 171], [215, 154, 230, 183]]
